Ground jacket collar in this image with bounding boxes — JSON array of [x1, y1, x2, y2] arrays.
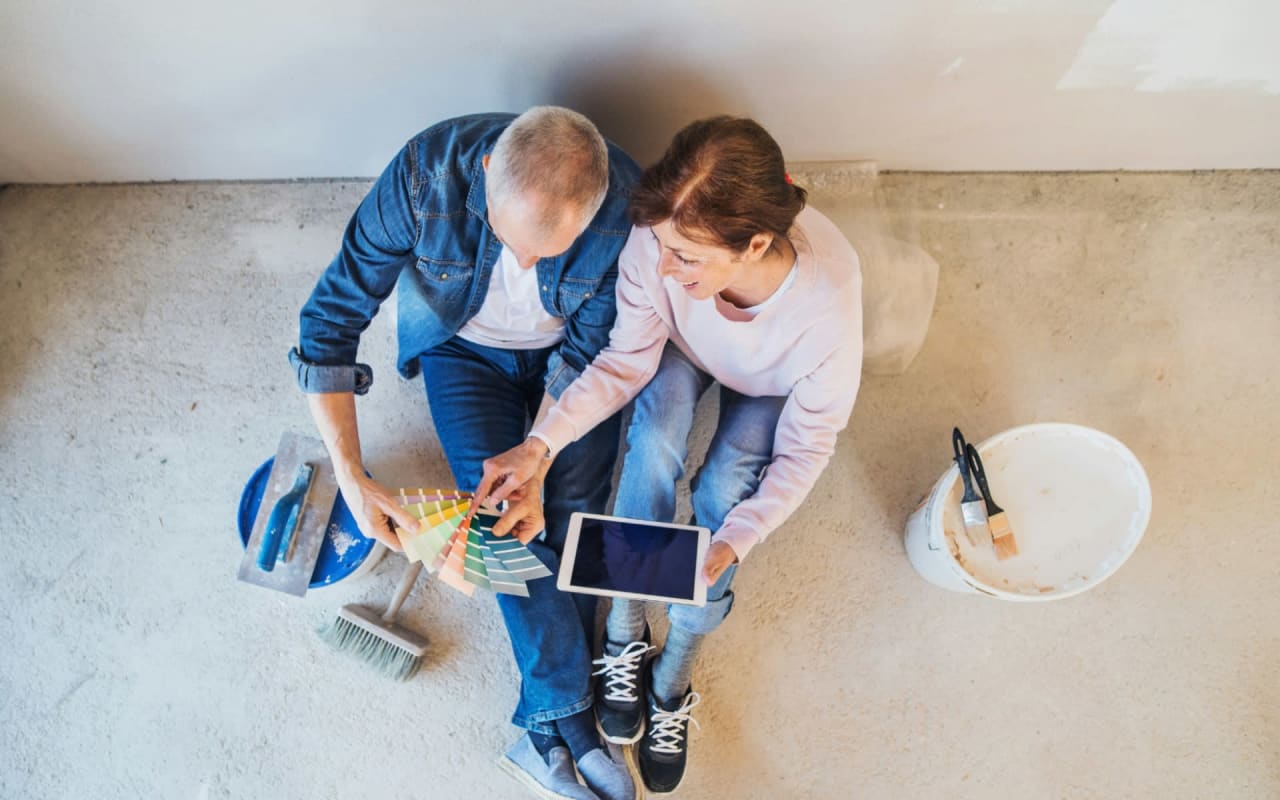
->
[[465, 157, 491, 225]]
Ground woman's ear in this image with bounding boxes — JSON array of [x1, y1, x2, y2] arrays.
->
[[745, 232, 774, 262]]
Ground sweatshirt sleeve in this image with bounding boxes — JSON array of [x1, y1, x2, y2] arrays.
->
[[532, 227, 670, 453], [711, 335, 863, 562]]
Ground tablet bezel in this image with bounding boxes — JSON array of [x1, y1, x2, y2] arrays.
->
[[558, 512, 710, 607]]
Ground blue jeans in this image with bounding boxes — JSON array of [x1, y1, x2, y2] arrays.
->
[[610, 344, 786, 639], [420, 336, 622, 734]]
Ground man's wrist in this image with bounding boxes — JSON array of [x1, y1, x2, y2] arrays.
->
[[333, 459, 366, 483]]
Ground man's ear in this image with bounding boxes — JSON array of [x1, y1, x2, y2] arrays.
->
[[482, 154, 490, 172]]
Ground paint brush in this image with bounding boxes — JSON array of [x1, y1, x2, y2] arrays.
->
[[952, 429, 990, 547], [965, 444, 1018, 560]]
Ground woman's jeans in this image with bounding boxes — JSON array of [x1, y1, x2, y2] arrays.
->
[[606, 344, 785, 701], [420, 337, 621, 734]]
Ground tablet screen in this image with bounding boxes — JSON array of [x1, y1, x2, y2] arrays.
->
[[567, 516, 701, 602]]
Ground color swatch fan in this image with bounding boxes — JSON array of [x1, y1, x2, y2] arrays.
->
[[395, 488, 551, 598]]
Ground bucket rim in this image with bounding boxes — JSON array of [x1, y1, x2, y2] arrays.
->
[[924, 422, 1152, 601]]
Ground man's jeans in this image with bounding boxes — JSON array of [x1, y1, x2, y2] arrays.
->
[[420, 336, 621, 734], [610, 344, 786, 638]]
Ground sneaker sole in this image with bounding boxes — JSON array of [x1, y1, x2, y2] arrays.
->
[[620, 741, 647, 800], [596, 715, 644, 746], [497, 753, 587, 800]]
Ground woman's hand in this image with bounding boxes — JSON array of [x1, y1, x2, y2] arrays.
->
[[489, 477, 546, 545], [703, 541, 739, 585], [472, 437, 550, 513], [335, 468, 419, 552]]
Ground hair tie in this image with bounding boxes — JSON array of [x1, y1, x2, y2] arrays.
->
[[784, 172, 793, 185]]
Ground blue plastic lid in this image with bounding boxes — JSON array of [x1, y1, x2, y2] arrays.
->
[[237, 456, 378, 587]]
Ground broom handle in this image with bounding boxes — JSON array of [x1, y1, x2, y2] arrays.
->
[[383, 560, 425, 623]]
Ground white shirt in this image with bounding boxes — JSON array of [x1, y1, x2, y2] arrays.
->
[[741, 261, 798, 317], [458, 246, 567, 349]]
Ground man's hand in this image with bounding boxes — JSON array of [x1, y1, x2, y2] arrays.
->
[[489, 477, 546, 545], [703, 541, 739, 585], [335, 468, 420, 552], [472, 437, 550, 517], [303, 391, 416, 551]]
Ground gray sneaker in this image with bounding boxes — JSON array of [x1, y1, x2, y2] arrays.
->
[[576, 741, 639, 800], [499, 734, 601, 800]]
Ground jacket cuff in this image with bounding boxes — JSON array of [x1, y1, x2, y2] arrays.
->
[[289, 347, 373, 395], [711, 525, 760, 563], [542, 350, 582, 400]]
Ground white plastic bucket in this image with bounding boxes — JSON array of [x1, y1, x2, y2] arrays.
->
[[904, 423, 1151, 601]]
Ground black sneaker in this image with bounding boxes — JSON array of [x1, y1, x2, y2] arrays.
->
[[592, 635, 654, 744], [637, 682, 702, 795]]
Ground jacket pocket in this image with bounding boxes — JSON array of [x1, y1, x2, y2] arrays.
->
[[415, 254, 475, 283], [556, 275, 599, 316]]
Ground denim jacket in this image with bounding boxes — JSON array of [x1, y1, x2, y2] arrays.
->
[[290, 113, 640, 398]]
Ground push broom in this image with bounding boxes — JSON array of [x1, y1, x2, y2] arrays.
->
[[321, 559, 428, 680]]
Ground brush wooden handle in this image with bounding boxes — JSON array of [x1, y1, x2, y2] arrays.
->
[[965, 444, 1004, 515], [383, 560, 425, 623]]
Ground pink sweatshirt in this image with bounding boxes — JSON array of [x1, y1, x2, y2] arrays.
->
[[533, 206, 863, 561]]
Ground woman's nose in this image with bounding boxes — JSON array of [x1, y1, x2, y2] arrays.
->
[[657, 252, 678, 278]]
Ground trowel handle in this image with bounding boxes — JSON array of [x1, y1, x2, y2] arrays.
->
[[383, 561, 425, 623], [258, 491, 300, 571], [257, 464, 315, 572]]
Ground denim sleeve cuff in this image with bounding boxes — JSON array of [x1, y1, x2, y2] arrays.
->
[[542, 350, 582, 401], [289, 347, 373, 395]]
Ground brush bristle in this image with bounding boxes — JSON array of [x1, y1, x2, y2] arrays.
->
[[961, 500, 991, 547], [320, 614, 425, 681], [988, 512, 1019, 560]]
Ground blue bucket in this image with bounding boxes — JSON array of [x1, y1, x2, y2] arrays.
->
[[237, 457, 383, 588]]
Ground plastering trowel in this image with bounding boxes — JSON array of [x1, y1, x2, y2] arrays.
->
[[237, 432, 340, 597]]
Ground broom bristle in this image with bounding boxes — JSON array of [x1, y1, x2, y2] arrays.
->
[[320, 606, 427, 681]]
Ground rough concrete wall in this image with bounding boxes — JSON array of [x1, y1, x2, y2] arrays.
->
[[3, 0, 1280, 181]]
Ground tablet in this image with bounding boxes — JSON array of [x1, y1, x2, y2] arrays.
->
[[559, 512, 710, 607]]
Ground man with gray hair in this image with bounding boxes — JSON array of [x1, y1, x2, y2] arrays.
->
[[291, 108, 640, 800]]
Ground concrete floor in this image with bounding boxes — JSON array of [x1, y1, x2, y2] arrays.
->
[[1, 170, 1276, 800]]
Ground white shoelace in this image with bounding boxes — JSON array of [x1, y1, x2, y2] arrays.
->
[[591, 640, 653, 703], [648, 692, 701, 755]]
